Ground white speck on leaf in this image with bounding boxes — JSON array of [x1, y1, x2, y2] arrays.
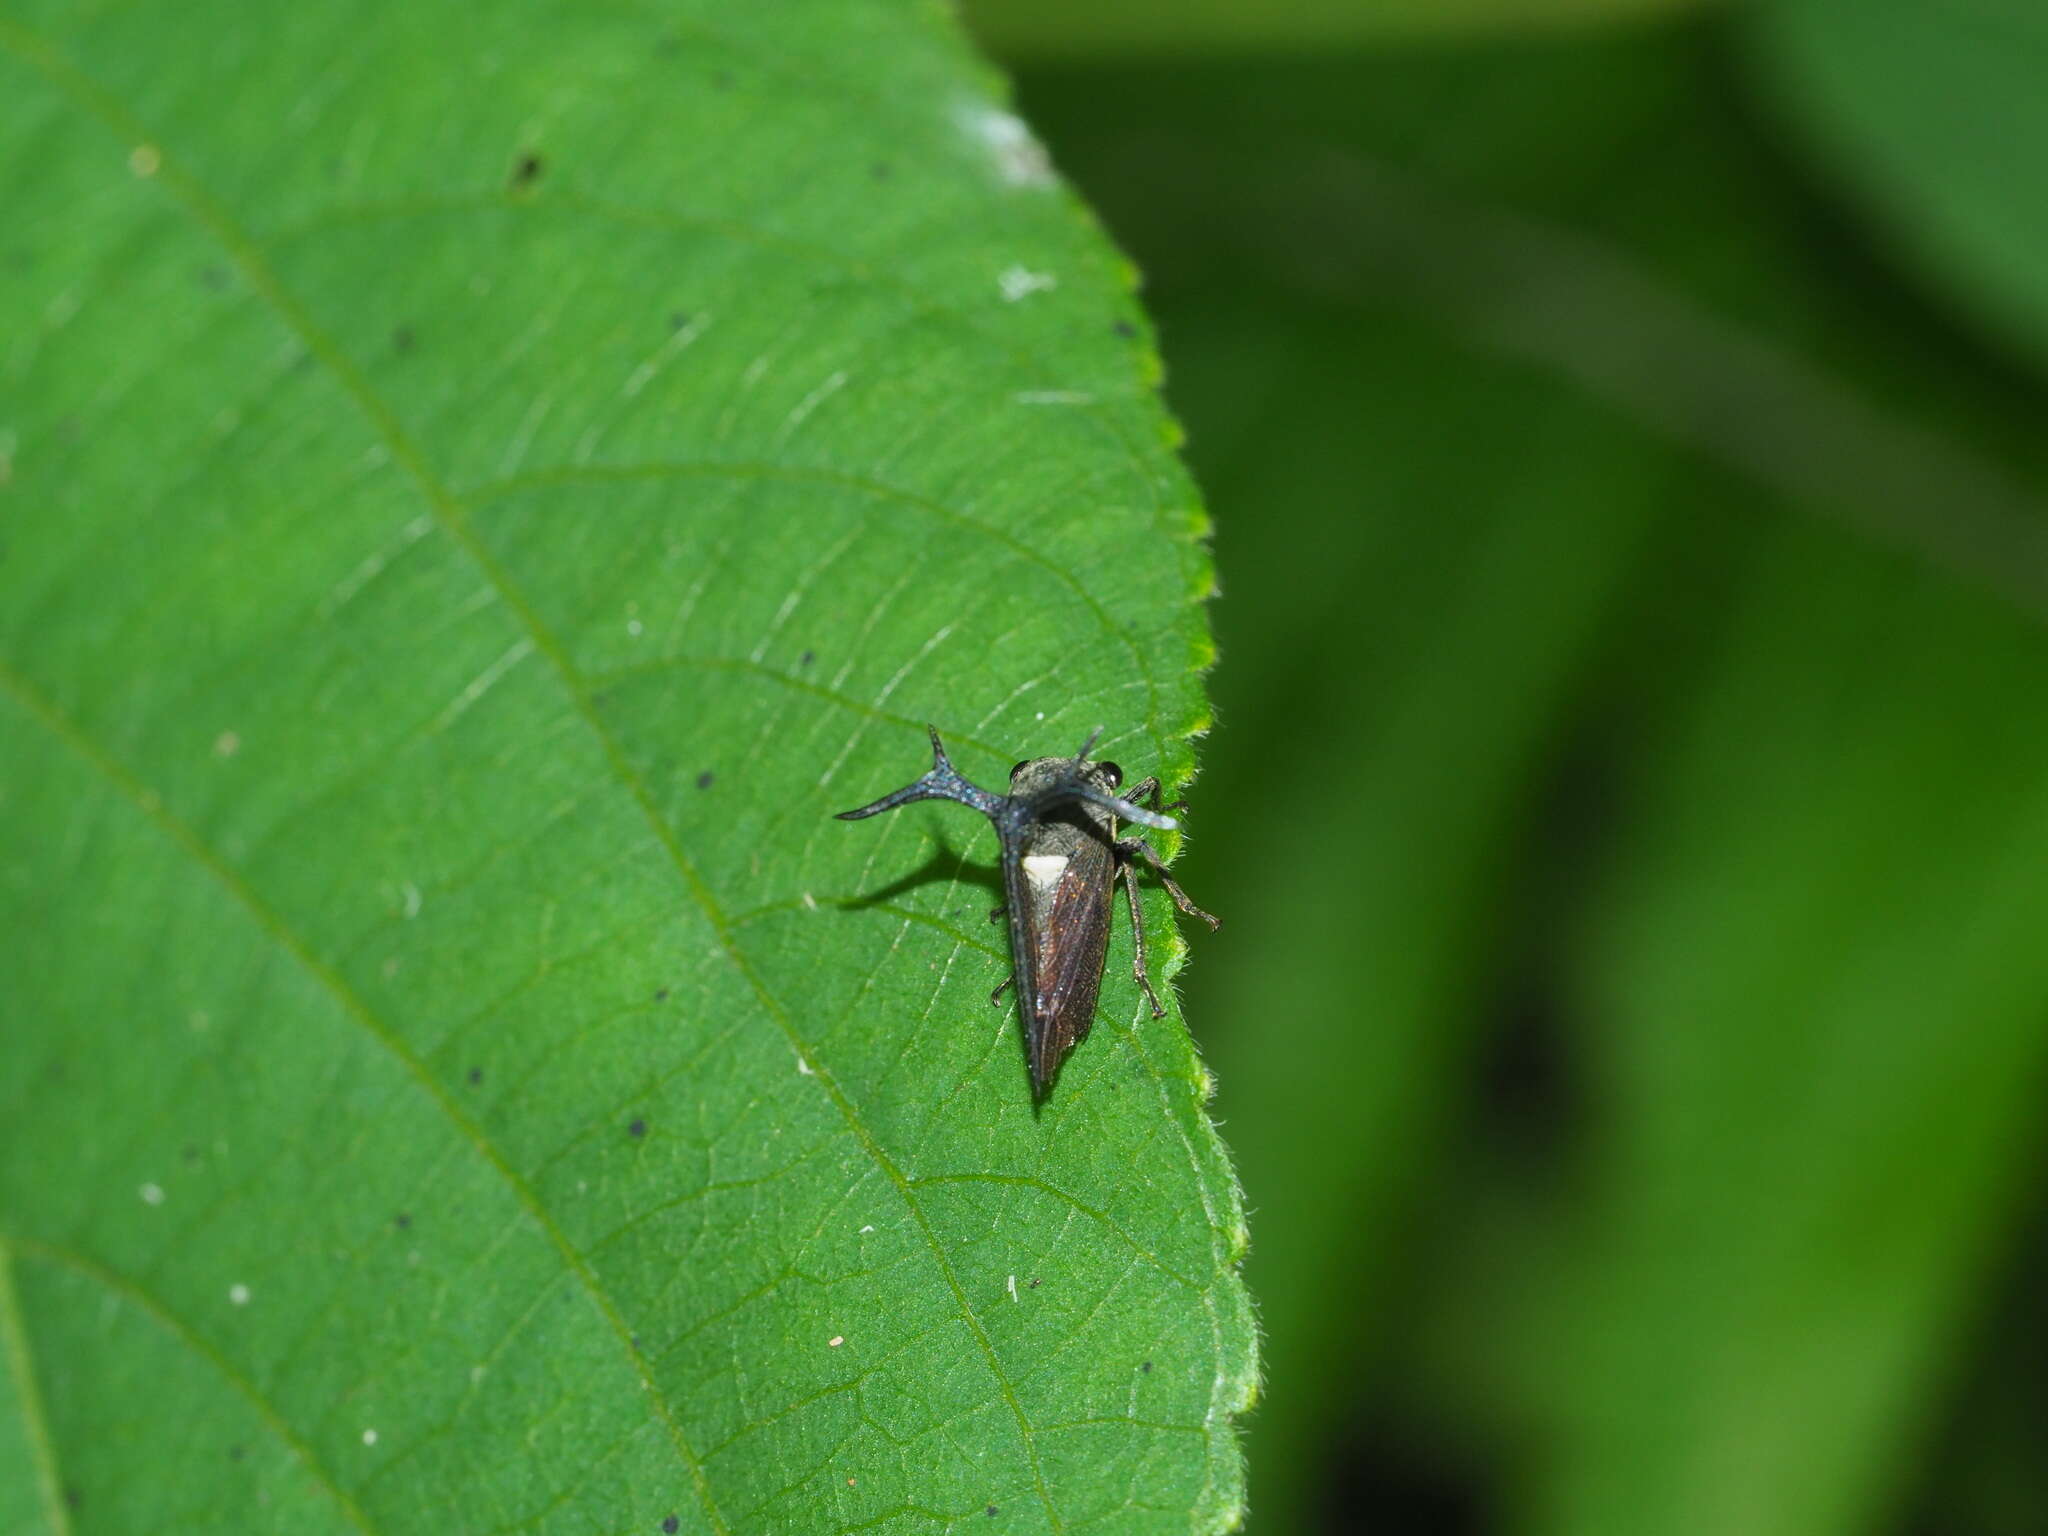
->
[[859, 1225, 875, 1234], [128, 143, 161, 177], [362, 1428, 378, 1447], [998, 266, 1056, 302], [1007, 1275, 1018, 1302], [228, 1283, 250, 1306], [400, 883, 421, 920], [139, 1182, 164, 1206], [213, 730, 240, 758], [956, 104, 1053, 187], [796, 1054, 815, 1076], [828, 1335, 844, 1348]]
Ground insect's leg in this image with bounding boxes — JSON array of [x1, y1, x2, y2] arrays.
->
[[1123, 777, 1187, 819], [1117, 836, 1221, 929], [989, 972, 1014, 1006], [987, 905, 1005, 924], [1119, 859, 1168, 1019]]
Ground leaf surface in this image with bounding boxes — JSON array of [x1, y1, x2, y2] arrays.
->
[[0, 5, 1247, 1533]]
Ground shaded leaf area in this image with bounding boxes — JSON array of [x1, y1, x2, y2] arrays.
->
[[1014, 19, 2048, 1536], [0, 3, 1246, 1533]]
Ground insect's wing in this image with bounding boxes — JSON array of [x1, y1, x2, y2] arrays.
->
[[1023, 839, 1114, 1095]]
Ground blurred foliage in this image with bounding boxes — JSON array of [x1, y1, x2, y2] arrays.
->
[[1751, 0, 2048, 375], [971, 0, 1718, 58], [982, 5, 2048, 1534]]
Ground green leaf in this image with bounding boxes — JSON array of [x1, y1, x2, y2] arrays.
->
[[0, 5, 1248, 1534], [1747, 0, 2048, 374]]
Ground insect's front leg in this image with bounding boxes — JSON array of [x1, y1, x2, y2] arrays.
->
[[990, 971, 1014, 1006], [1123, 777, 1188, 819], [1115, 835, 1221, 930]]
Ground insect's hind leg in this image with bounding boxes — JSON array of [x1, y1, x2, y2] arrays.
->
[[989, 971, 1014, 1006], [1116, 857, 1169, 1019]]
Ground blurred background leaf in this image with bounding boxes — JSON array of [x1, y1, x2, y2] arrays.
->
[[976, 6, 2048, 1533], [1750, 0, 2048, 374], [0, 2, 1249, 1532], [971, 0, 1719, 58]]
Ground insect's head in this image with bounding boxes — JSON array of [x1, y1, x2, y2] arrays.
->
[[1014, 731, 1173, 831], [837, 726, 1177, 834]]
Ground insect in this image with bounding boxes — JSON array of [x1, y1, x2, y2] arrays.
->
[[836, 726, 1218, 1098]]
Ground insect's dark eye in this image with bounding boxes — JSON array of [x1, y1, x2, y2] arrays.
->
[[1098, 761, 1123, 788], [1010, 760, 1031, 778]]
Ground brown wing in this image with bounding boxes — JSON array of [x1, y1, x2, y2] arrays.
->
[[1023, 832, 1115, 1095]]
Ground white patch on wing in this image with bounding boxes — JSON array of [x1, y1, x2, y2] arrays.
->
[[1022, 854, 1069, 896]]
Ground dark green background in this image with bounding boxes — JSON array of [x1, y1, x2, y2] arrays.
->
[[976, 1, 2048, 1532]]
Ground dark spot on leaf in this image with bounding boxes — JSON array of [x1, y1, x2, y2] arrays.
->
[[395, 1212, 411, 1229], [799, 650, 815, 667], [198, 265, 230, 290], [182, 1143, 200, 1163], [1141, 1359, 1153, 1372], [510, 152, 544, 190], [711, 70, 733, 90], [467, 1067, 483, 1086], [629, 1119, 646, 1138], [1114, 320, 1137, 339], [669, 311, 692, 332], [393, 325, 415, 354], [655, 987, 669, 1001], [663, 1519, 680, 1534], [65, 1487, 80, 1509], [872, 162, 892, 180], [631, 1334, 642, 1351], [1028, 1278, 1041, 1289], [987, 1507, 998, 1518], [695, 771, 715, 790], [229, 1445, 245, 1461]]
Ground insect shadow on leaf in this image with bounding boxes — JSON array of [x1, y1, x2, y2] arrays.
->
[[837, 726, 1218, 1099]]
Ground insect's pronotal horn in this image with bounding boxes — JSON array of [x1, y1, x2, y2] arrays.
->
[[1065, 783, 1179, 831], [834, 728, 1006, 821]]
